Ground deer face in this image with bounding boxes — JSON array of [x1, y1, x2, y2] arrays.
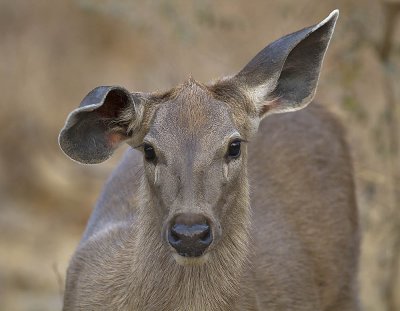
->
[[140, 80, 251, 263]]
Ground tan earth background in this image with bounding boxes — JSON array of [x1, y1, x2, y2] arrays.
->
[[1, 0, 400, 310]]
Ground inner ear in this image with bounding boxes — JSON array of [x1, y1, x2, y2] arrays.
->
[[97, 90, 130, 119], [95, 89, 135, 136]]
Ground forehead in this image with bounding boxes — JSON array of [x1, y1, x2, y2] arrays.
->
[[146, 81, 238, 144]]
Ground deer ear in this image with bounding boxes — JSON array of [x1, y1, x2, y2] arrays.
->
[[59, 86, 143, 164], [235, 10, 338, 118]]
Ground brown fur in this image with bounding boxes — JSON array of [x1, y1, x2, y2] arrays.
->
[[63, 80, 359, 311]]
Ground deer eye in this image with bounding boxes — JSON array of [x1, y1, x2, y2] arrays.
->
[[227, 139, 241, 159], [144, 143, 156, 162]]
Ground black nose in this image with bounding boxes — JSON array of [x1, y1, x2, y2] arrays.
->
[[168, 214, 213, 257]]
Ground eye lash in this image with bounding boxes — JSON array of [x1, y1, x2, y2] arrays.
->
[[133, 143, 144, 149], [231, 138, 248, 144]]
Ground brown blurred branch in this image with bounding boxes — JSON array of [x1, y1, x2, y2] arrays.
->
[[52, 262, 64, 304], [379, 2, 400, 61], [378, 2, 400, 311]]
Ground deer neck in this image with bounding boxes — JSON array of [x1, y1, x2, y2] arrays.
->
[[127, 174, 251, 311]]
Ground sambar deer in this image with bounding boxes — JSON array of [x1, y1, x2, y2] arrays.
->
[[59, 10, 360, 311]]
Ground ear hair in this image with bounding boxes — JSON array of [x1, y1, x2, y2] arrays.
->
[[112, 92, 145, 135]]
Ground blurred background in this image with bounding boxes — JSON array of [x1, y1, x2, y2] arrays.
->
[[0, 0, 399, 310]]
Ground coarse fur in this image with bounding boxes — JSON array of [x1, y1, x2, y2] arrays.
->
[[61, 10, 360, 311]]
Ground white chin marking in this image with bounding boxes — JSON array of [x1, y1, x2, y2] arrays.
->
[[173, 253, 210, 266]]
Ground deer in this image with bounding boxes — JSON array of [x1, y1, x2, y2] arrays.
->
[[59, 10, 360, 311]]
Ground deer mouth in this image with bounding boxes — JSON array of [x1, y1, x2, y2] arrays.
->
[[172, 252, 210, 266]]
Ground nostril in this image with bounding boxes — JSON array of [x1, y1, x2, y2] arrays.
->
[[199, 227, 211, 242], [169, 227, 180, 243]]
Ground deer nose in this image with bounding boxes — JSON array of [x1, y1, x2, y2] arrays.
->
[[168, 214, 213, 257]]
